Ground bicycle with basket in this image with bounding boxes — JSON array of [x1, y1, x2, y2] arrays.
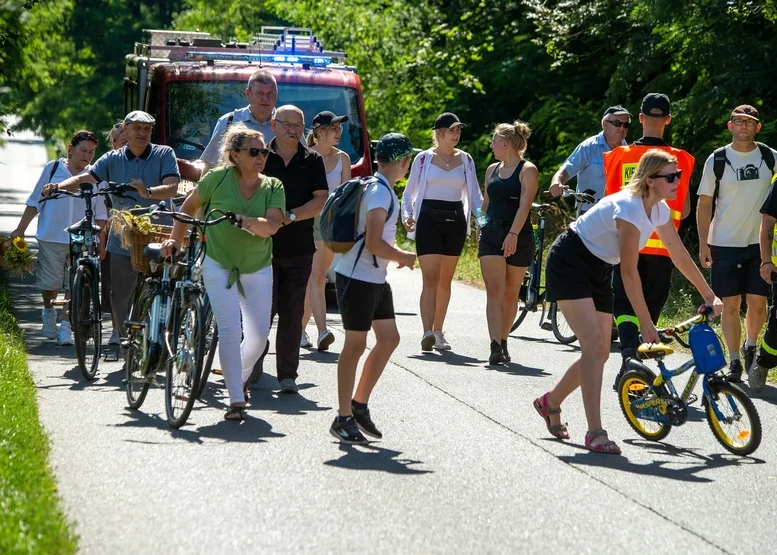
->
[[617, 305, 762, 456]]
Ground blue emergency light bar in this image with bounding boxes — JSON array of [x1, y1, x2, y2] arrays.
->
[[185, 51, 333, 67]]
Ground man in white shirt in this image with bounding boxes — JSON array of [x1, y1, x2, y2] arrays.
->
[[330, 133, 417, 445], [697, 104, 777, 382], [200, 70, 278, 172]]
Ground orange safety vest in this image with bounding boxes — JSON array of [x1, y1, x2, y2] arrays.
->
[[603, 144, 695, 257]]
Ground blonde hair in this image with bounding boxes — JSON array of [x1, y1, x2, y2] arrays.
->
[[494, 120, 531, 156], [219, 123, 265, 168], [106, 121, 124, 144], [627, 149, 678, 198], [306, 124, 333, 147]]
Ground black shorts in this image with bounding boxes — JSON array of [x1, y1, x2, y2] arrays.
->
[[415, 200, 467, 257], [478, 219, 534, 267], [335, 273, 395, 332], [545, 230, 614, 314], [613, 253, 673, 323], [710, 244, 769, 298]]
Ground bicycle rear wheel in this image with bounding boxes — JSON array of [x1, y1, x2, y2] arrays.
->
[[72, 264, 102, 380], [165, 293, 205, 428], [125, 279, 153, 410], [550, 302, 577, 345], [618, 366, 672, 441], [704, 380, 762, 456]]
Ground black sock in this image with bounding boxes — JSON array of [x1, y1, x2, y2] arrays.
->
[[336, 415, 352, 423], [351, 400, 368, 410]]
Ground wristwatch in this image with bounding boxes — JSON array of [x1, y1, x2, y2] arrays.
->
[[288, 210, 297, 223]]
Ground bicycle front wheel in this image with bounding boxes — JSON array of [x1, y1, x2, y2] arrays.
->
[[72, 264, 102, 380], [165, 293, 206, 429], [125, 279, 153, 410], [704, 380, 762, 456], [550, 302, 577, 345]]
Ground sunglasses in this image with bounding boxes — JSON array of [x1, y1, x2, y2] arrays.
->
[[651, 170, 682, 184], [605, 119, 631, 129], [242, 147, 270, 158]]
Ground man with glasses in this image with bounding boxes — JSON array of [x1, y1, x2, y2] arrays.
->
[[602, 93, 696, 389], [250, 105, 328, 393], [200, 70, 278, 173], [697, 105, 777, 382], [549, 105, 631, 205]]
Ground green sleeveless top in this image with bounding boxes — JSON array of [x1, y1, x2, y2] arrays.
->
[[198, 166, 285, 294]]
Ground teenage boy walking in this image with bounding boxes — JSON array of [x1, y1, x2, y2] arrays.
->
[[330, 133, 417, 444]]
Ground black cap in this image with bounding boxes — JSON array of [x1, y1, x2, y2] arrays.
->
[[641, 93, 671, 117], [433, 112, 466, 130], [312, 111, 348, 128], [603, 105, 632, 118], [375, 133, 414, 162]]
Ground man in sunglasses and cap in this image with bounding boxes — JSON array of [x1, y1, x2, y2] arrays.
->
[[549, 105, 631, 207], [330, 133, 417, 444], [697, 105, 777, 383], [43, 110, 180, 340], [602, 93, 696, 389]]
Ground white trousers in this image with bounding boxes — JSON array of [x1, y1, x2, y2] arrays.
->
[[202, 256, 272, 404]]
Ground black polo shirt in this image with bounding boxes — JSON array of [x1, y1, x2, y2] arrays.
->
[[633, 136, 669, 147], [264, 139, 328, 257]]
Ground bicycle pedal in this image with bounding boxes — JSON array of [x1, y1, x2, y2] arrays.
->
[[125, 321, 145, 330], [687, 394, 698, 405], [540, 322, 553, 331]]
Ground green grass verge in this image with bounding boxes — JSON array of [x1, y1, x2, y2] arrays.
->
[[0, 277, 78, 555]]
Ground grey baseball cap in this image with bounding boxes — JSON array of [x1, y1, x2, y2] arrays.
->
[[124, 110, 156, 125]]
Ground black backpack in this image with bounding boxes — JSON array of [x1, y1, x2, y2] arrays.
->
[[712, 142, 775, 214]]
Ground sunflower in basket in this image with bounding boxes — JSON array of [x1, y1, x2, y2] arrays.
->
[[2, 236, 35, 277], [109, 207, 161, 249]]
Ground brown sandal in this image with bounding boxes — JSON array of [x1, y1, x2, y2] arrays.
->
[[533, 393, 570, 440], [224, 405, 246, 421]]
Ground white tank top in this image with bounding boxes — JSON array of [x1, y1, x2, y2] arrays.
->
[[325, 156, 343, 193], [424, 163, 465, 202]]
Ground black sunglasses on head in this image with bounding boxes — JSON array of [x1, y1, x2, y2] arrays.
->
[[242, 147, 270, 158], [651, 170, 682, 184], [605, 119, 630, 129]]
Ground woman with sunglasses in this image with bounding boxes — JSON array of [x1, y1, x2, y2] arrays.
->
[[535, 149, 722, 454], [163, 124, 285, 421], [301, 111, 351, 351]]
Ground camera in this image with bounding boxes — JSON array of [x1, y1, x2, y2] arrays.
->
[[737, 164, 760, 181]]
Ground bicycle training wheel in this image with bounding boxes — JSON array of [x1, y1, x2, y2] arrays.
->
[[549, 302, 577, 345], [72, 265, 102, 380], [125, 280, 153, 410], [704, 380, 762, 456], [618, 367, 672, 441], [165, 293, 205, 428]]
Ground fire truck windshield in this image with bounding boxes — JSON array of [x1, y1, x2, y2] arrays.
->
[[165, 81, 365, 162]]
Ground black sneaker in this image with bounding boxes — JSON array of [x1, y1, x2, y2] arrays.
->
[[330, 416, 368, 445], [489, 340, 506, 365], [741, 342, 757, 373], [727, 359, 743, 383], [501, 340, 511, 363], [351, 403, 382, 439]]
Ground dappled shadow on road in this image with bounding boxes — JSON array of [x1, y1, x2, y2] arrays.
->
[[487, 361, 552, 378], [555, 437, 765, 483], [248, 383, 332, 416], [35, 364, 126, 392], [299, 349, 338, 365], [407, 351, 483, 368], [741, 382, 777, 406], [324, 444, 432, 475], [511, 334, 582, 353]]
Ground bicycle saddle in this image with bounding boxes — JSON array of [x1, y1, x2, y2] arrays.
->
[[637, 343, 674, 360], [143, 243, 166, 262], [66, 217, 101, 235]]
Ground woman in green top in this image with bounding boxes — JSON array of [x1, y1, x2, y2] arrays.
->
[[163, 124, 285, 421]]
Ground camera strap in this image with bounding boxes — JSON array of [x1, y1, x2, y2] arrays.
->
[[711, 142, 775, 216]]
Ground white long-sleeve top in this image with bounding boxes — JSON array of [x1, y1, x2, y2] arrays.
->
[[400, 148, 483, 240]]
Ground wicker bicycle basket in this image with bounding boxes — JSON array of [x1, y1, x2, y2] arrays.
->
[[125, 225, 174, 274]]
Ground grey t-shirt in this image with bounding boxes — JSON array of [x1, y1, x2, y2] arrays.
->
[[200, 106, 276, 167], [89, 143, 180, 255]]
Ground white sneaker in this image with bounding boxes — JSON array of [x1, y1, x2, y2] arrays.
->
[[41, 307, 57, 339], [57, 322, 74, 346], [300, 331, 312, 348], [433, 330, 451, 351], [108, 328, 121, 345], [317, 329, 335, 351], [421, 330, 436, 352]]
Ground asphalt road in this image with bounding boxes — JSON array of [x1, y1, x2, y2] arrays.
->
[[2, 131, 776, 555]]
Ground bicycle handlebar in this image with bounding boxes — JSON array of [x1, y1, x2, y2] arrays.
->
[[149, 205, 255, 236], [39, 182, 134, 204]]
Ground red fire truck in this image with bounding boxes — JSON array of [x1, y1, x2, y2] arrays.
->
[[124, 27, 372, 181]]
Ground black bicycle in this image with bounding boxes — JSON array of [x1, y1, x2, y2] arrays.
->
[[124, 205, 247, 428], [510, 190, 595, 345], [40, 181, 133, 380]]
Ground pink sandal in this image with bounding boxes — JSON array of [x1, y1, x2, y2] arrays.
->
[[584, 429, 621, 455], [533, 393, 569, 440]]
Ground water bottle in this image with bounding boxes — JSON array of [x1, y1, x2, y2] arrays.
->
[[475, 208, 488, 228]]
